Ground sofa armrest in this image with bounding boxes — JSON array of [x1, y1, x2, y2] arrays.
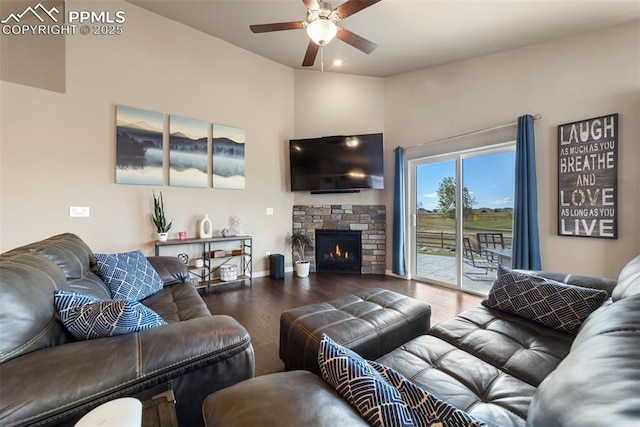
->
[[147, 256, 190, 286], [0, 315, 253, 427], [203, 371, 368, 427]]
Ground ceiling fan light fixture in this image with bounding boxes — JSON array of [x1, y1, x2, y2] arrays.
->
[[306, 18, 337, 46]]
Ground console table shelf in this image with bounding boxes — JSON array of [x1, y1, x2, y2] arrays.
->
[[154, 236, 252, 291]]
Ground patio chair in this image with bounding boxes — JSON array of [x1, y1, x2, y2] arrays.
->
[[476, 233, 505, 262], [463, 237, 498, 277]]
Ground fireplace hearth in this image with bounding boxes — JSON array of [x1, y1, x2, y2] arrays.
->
[[315, 230, 362, 273]]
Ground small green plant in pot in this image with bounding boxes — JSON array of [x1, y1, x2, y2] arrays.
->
[[288, 230, 312, 278], [152, 191, 173, 241]]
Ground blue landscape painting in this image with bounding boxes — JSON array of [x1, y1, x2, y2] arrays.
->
[[213, 124, 245, 189], [169, 115, 208, 188], [116, 105, 164, 185]]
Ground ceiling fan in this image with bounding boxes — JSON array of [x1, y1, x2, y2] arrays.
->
[[250, 0, 381, 67]]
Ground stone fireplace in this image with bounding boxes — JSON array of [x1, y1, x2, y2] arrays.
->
[[292, 205, 386, 274]]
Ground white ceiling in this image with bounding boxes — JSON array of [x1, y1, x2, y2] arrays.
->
[[128, 0, 640, 78]]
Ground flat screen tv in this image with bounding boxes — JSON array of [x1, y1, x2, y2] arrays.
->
[[289, 133, 384, 193]]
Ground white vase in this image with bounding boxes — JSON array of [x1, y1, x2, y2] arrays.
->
[[158, 232, 169, 242], [295, 261, 310, 278], [199, 214, 213, 238]]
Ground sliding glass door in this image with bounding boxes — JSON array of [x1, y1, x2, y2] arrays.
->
[[409, 144, 515, 294], [413, 159, 458, 286], [460, 151, 515, 293]]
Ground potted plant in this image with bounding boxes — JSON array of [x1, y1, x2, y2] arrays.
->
[[152, 191, 172, 241], [288, 230, 312, 278]]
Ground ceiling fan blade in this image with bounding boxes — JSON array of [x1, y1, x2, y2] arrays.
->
[[250, 22, 305, 33], [302, 0, 320, 10], [335, 0, 381, 19], [336, 28, 377, 54], [302, 41, 320, 66]]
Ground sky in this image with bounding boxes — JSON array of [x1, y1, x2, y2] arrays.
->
[[170, 115, 208, 140], [213, 124, 245, 143], [416, 151, 516, 210], [116, 105, 162, 129]]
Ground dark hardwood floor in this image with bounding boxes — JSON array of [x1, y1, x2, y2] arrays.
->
[[200, 272, 482, 376]]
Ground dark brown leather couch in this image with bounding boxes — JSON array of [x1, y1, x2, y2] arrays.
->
[[203, 255, 640, 426], [0, 233, 254, 427]]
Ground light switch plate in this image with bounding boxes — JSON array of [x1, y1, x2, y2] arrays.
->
[[70, 206, 90, 217]]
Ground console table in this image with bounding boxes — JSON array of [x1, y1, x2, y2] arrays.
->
[[155, 235, 252, 290]]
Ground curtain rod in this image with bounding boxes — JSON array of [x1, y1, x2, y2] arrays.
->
[[398, 114, 542, 150]]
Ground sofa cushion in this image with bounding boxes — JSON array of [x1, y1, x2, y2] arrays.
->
[[429, 306, 573, 387], [377, 335, 536, 427], [17, 233, 111, 300], [526, 293, 640, 426], [147, 256, 191, 286], [141, 282, 211, 322], [369, 361, 486, 427], [54, 291, 166, 340], [319, 334, 485, 427], [95, 250, 164, 301], [483, 265, 607, 334]]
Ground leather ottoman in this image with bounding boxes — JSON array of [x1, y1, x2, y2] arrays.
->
[[279, 288, 431, 375]]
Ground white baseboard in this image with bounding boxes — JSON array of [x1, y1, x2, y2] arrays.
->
[[259, 268, 409, 279], [385, 269, 411, 280], [252, 266, 295, 278]]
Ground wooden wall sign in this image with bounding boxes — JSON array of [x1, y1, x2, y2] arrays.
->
[[558, 113, 618, 238]]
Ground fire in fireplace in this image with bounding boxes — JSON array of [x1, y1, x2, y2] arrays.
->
[[328, 243, 351, 260], [315, 230, 362, 273]]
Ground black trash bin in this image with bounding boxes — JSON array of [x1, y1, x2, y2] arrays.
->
[[269, 254, 284, 279]]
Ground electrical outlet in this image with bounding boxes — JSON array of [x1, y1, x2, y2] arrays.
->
[[266, 207, 274, 216], [266, 251, 271, 257], [70, 206, 90, 217]]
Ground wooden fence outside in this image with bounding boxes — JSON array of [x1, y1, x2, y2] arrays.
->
[[416, 230, 513, 252]]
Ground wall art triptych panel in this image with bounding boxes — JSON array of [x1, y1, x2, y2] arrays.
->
[[115, 106, 164, 185], [169, 115, 208, 188], [213, 124, 245, 190]]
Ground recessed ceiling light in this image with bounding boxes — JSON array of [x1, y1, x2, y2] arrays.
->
[[332, 58, 344, 67]]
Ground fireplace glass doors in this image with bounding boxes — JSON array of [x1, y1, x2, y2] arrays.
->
[[315, 230, 362, 273]]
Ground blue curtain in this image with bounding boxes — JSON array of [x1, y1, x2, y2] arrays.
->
[[512, 115, 542, 270], [392, 147, 407, 275]]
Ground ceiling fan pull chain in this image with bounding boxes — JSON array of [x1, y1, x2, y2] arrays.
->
[[321, 45, 324, 72]]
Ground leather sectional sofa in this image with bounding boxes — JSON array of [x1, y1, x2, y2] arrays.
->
[[203, 255, 640, 426], [0, 233, 254, 427]]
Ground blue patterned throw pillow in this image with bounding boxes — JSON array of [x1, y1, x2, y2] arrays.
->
[[483, 265, 607, 334], [318, 334, 413, 426], [54, 290, 167, 340], [318, 334, 486, 427], [95, 250, 164, 301], [368, 361, 486, 427]]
